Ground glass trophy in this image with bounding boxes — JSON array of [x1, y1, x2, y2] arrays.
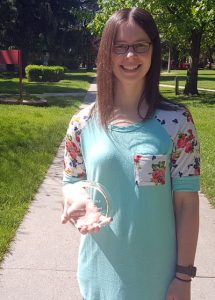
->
[[64, 180, 112, 229]]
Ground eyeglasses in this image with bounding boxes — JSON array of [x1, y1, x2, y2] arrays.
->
[[113, 42, 152, 54]]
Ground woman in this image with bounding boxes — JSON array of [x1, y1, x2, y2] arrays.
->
[[62, 7, 200, 300]]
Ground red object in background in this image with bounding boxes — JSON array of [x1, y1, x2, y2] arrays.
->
[[0, 50, 22, 100], [178, 62, 190, 70], [0, 50, 20, 64]]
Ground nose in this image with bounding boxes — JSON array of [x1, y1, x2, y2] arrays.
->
[[126, 46, 136, 58]]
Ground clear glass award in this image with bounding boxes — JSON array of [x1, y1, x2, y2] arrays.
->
[[65, 180, 112, 229]]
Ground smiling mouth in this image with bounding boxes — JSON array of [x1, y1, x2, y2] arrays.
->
[[120, 64, 141, 71]]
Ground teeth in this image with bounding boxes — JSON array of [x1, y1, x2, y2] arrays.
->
[[122, 65, 139, 70]]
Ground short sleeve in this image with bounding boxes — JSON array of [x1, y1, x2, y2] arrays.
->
[[63, 114, 87, 185], [171, 110, 200, 192]]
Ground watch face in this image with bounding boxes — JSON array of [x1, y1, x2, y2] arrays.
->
[[176, 265, 197, 277]]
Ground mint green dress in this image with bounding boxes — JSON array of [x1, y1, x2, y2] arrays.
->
[[63, 104, 200, 300]]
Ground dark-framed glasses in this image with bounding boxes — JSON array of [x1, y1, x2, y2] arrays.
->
[[113, 41, 152, 54]]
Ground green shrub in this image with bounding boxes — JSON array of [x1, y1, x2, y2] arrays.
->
[[25, 65, 64, 82], [25, 65, 42, 81]]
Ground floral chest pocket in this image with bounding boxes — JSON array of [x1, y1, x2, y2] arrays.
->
[[133, 154, 168, 186]]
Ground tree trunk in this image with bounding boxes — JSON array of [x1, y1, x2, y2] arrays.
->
[[208, 47, 214, 64], [167, 47, 171, 73], [184, 30, 202, 95], [172, 45, 179, 69]]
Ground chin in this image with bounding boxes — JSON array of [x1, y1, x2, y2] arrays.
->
[[117, 73, 147, 84]]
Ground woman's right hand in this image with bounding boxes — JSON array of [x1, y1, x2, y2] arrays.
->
[[61, 182, 112, 234]]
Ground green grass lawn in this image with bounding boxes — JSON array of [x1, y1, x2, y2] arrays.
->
[[0, 70, 94, 262], [160, 69, 215, 90], [0, 69, 95, 94], [160, 87, 215, 206]]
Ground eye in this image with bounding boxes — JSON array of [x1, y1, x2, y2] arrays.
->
[[134, 43, 150, 53], [113, 44, 127, 54]]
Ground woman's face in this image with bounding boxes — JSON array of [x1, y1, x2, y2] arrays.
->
[[111, 21, 153, 87]]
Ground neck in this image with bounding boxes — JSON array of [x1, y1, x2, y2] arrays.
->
[[110, 79, 148, 124], [113, 79, 145, 110]]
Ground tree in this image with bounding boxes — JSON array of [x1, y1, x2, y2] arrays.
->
[[0, 0, 98, 70], [159, 0, 215, 95], [89, 0, 215, 95], [0, 0, 16, 49], [200, 24, 215, 67], [70, 0, 99, 69]]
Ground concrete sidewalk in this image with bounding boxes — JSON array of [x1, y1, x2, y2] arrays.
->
[[0, 81, 215, 299]]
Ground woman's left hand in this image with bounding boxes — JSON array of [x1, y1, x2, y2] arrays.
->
[[166, 278, 191, 300]]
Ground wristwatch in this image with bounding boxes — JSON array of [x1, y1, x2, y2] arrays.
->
[[176, 264, 197, 278]]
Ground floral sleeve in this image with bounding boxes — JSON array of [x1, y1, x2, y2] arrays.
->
[[63, 113, 87, 184], [171, 110, 200, 191]]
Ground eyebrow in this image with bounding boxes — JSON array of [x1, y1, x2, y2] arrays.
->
[[114, 39, 151, 44]]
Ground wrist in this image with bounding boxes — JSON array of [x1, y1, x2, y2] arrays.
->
[[175, 275, 192, 283], [176, 272, 192, 281], [176, 264, 197, 278]]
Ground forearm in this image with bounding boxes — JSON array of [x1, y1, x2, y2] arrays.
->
[[174, 192, 199, 278]]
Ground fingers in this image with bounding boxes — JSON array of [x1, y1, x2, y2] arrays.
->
[[77, 215, 113, 234], [61, 197, 70, 224], [61, 210, 70, 224], [62, 200, 86, 224], [67, 207, 86, 219], [98, 216, 113, 227], [78, 224, 101, 234], [61, 214, 68, 224]]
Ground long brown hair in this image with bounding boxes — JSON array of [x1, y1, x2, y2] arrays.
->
[[95, 7, 177, 128]]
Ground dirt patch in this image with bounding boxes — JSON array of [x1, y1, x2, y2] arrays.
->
[[0, 98, 48, 106]]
